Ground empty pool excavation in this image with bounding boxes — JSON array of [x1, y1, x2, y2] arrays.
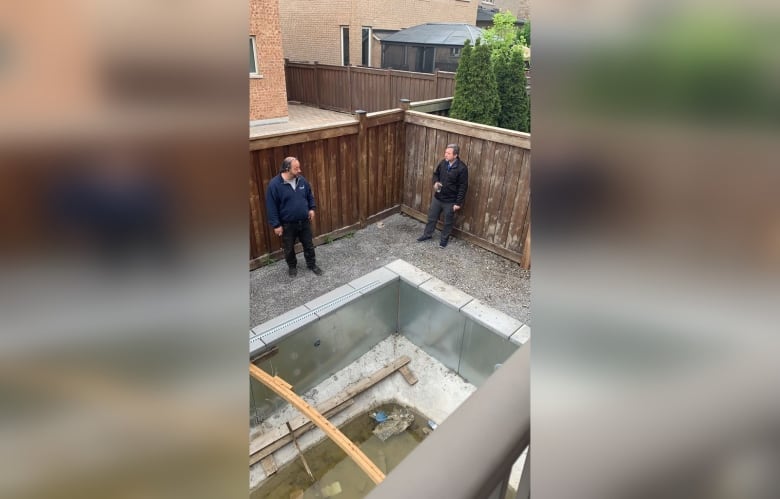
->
[[249, 259, 530, 497]]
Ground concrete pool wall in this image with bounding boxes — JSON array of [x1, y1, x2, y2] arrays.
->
[[249, 259, 530, 425]]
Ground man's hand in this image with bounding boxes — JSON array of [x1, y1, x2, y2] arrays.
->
[[308, 210, 315, 221], [274, 226, 283, 236], [453, 205, 461, 212], [433, 182, 442, 191]]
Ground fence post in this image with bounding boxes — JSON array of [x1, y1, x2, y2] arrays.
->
[[356, 110, 368, 227], [398, 99, 410, 208], [347, 65, 353, 112], [314, 61, 321, 108], [434, 70, 440, 98], [386, 69, 392, 109]]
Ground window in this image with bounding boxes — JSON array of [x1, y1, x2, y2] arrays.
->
[[341, 26, 350, 66], [450, 47, 461, 57], [482, 0, 495, 4], [361, 27, 372, 66], [249, 36, 259, 75]]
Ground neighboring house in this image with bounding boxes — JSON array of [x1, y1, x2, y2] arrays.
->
[[476, 6, 527, 28], [250, 0, 289, 125], [478, 0, 530, 21], [278, 0, 478, 68], [381, 23, 482, 73]]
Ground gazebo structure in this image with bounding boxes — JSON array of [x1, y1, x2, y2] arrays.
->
[[380, 23, 483, 73]]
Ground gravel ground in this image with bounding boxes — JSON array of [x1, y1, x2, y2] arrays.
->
[[250, 213, 530, 327]]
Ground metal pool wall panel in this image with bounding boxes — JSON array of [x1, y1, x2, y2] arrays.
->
[[250, 280, 398, 422], [398, 280, 468, 373], [458, 320, 519, 386], [459, 300, 525, 385]]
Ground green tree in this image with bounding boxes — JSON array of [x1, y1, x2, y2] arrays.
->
[[520, 20, 531, 47], [495, 48, 530, 132], [449, 39, 473, 120], [482, 11, 520, 59], [450, 39, 499, 126]]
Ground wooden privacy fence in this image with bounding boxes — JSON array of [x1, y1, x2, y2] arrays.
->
[[401, 110, 531, 266], [249, 109, 405, 267], [250, 101, 530, 269], [285, 60, 455, 113]]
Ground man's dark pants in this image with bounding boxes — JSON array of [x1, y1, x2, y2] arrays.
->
[[282, 220, 316, 269], [422, 197, 456, 243]]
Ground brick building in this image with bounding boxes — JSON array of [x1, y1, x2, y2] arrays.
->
[[278, 0, 478, 69], [479, 0, 530, 21], [250, 0, 288, 125]]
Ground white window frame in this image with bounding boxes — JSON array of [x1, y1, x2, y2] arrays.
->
[[362, 26, 372, 66], [250, 36, 261, 76], [450, 47, 461, 57], [341, 26, 350, 66]]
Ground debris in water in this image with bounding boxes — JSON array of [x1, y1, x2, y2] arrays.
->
[[370, 410, 388, 423], [372, 407, 414, 441], [322, 481, 342, 497]]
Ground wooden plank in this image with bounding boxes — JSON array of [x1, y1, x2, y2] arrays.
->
[[494, 145, 525, 248], [286, 421, 315, 482], [368, 126, 379, 215], [249, 355, 411, 459], [249, 364, 387, 485], [399, 365, 418, 385], [365, 110, 404, 128], [356, 111, 369, 225], [260, 455, 277, 476], [326, 137, 341, 231], [484, 143, 511, 243], [405, 111, 530, 150], [250, 124, 358, 151], [409, 97, 453, 114], [250, 400, 355, 466]]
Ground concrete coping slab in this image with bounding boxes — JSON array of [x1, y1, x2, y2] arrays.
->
[[418, 277, 474, 311], [250, 305, 317, 353], [304, 284, 364, 319], [461, 299, 525, 339], [384, 258, 433, 287], [348, 267, 399, 295], [510, 324, 531, 346]]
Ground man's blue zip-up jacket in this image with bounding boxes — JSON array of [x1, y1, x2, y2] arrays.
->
[[265, 174, 316, 228]]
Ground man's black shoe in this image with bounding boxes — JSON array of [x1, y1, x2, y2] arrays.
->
[[288, 267, 297, 277], [417, 235, 432, 242], [439, 239, 448, 248], [309, 266, 324, 276]]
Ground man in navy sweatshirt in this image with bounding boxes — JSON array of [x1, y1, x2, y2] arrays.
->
[[265, 157, 323, 277]]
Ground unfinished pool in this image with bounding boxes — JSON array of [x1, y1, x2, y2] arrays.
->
[[249, 259, 530, 496]]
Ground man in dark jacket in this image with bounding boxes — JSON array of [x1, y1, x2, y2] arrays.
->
[[417, 144, 469, 248], [266, 157, 323, 277]]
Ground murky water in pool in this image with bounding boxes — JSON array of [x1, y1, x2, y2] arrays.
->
[[250, 404, 431, 499]]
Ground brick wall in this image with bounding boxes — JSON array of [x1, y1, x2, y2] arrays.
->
[[279, 0, 479, 68], [250, 0, 288, 122]]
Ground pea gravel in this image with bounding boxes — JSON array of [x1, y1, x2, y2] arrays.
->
[[250, 213, 530, 328]]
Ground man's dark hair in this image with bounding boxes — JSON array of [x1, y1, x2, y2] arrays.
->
[[446, 144, 460, 156], [280, 157, 296, 173]]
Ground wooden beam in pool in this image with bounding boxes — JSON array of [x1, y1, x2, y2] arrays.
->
[[249, 363, 387, 485]]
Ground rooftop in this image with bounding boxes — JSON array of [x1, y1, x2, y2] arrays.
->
[[381, 23, 483, 47]]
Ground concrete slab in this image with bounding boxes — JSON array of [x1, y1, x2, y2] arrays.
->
[[510, 324, 531, 346], [418, 277, 474, 311], [304, 284, 363, 318], [348, 267, 399, 295], [461, 299, 525, 339], [384, 259, 434, 287], [251, 305, 318, 349]]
